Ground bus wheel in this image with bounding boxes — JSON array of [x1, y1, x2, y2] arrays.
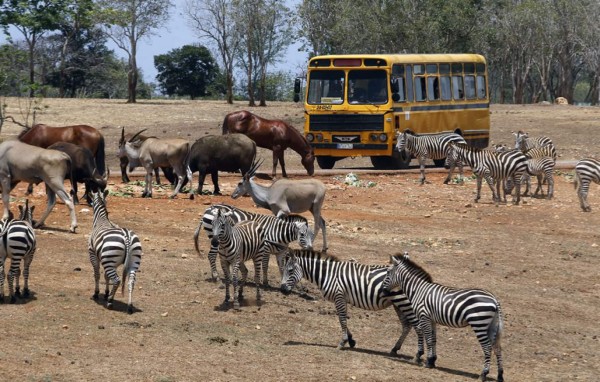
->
[[316, 156, 336, 170], [433, 158, 446, 167]]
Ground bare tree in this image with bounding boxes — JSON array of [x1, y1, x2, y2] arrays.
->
[[185, 0, 241, 104], [98, 0, 172, 103]]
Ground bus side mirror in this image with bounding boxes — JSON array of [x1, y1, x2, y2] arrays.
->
[[391, 78, 400, 93], [392, 93, 400, 102], [293, 78, 302, 103]]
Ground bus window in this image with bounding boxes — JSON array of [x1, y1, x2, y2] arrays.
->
[[406, 65, 414, 102], [348, 69, 388, 104], [307, 70, 345, 104], [440, 76, 452, 100], [440, 64, 450, 74], [452, 63, 463, 74], [465, 75, 476, 99], [464, 63, 475, 74], [415, 76, 427, 101], [426, 64, 438, 74], [427, 76, 440, 101], [392, 64, 406, 102], [414, 64, 425, 75], [476, 75, 487, 99], [452, 75, 464, 100]]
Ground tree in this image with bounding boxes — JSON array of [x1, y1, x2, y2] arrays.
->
[[154, 45, 219, 99], [185, 0, 241, 104], [0, 0, 69, 97], [98, 0, 172, 103]]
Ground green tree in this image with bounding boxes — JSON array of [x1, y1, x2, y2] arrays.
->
[[154, 45, 220, 99], [98, 0, 173, 103]]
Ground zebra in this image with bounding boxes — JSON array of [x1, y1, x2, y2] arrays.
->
[[506, 156, 555, 199], [193, 203, 313, 283], [88, 191, 142, 314], [382, 253, 504, 382], [0, 199, 36, 303], [395, 129, 466, 184], [574, 158, 600, 212], [513, 130, 556, 160], [279, 248, 420, 354], [448, 142, 527, 205]]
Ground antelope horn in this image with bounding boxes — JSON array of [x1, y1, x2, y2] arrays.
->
[[247, 158, 264, 178], [129, 128, 148, 143], [121, 126, 125, 143]]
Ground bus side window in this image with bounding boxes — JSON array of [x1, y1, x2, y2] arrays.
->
[[440, 76, 452, 100], [464, 75, 476, 99], [415, 76, 427, 101], [476, 75, 487, 99], [406, 65, 414, 102], [452, 75, 464, 100], [427, 76, 440, 101]]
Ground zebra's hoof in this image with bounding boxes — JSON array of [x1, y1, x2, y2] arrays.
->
[[106, 302, 113, 310], [348, 338, 356, 348], [9, 296, 16, 304], [14, 289, 21, 298], [127, 305, 134, 314], [390, 347, 399, 355], [92, 293, 99, 300], [23, 289, 30, 298]]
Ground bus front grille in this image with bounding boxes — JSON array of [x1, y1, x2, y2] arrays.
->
[[309, 114, 384, 131]]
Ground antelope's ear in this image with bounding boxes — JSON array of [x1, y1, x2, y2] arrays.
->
[[30, 206, 35, 214]]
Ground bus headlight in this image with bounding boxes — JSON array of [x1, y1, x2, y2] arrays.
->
[[379, 133, 388, 142], [370, 133, 378, 142], [306, 133, 314, 142], [316, 133, 324, 142]]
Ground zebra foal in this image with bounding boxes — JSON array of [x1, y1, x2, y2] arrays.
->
[[88, 191, 142, 314], [448, 142, 527, 205], [395, 129, 466, 184], [513, 130, 556, 160], [382, 253, 504, 382], [574, 158, 600, 212], [280, 248, 419, 353], [0, 199, 36, 303]]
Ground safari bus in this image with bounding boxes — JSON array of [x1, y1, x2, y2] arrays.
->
[[293, 53, 490, 169]]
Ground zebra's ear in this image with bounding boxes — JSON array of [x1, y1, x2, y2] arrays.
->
[[402, 251, 410, 260]]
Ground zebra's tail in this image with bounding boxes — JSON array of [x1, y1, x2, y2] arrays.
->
[[488, 303, 504, 350], [121, 230, 133, 296], [193, 220, 202, 255]]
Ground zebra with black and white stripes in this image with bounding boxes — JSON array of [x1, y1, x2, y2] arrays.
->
[[448, 142, 528, 205], [513, 130, 555, 158], [396, 129, 466, 184], [574, 158, 600, 212], [193, 203, 313, 283], [280, 248, 420, 354], [508, 156, 555, 199], [88, 191, 142, 314], [382, 253, 504, 382], [0, 199, 36, 303]]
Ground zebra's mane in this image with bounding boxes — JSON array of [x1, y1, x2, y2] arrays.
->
[[391, 253, 433, 282]]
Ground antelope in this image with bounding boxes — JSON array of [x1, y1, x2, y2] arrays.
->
[[231, 159, 328, 251], [118, 128, 192, 198]]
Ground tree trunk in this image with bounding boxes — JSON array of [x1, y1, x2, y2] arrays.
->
[[128, 38, 138, 103], [226, 72, 234, 104]]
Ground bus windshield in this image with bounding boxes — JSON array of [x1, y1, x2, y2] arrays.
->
[[307, 70, 345, 104], [348, 70, 388, 104]]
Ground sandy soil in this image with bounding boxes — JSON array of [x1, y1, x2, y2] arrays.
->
[[0, 100, 599, 382]]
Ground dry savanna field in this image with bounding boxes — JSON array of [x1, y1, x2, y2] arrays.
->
[[0, 99, 599, 382]]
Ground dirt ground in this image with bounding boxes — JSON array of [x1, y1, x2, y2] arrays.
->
[[0, 100, 599, 382]]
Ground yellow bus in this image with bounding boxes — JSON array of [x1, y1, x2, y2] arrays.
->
[[294, 53, 490, 169]]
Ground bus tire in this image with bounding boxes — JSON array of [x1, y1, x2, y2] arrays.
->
[[316, 156, 336, 170]]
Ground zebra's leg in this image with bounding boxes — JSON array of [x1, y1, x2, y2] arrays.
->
[[7, 258, 19, 303], [476, 335, 494, 381], [578, 180, 591, 212], [261, 249, 271, 286], [422, 319, 437, 368], [533, 173, 543, 197], [494, 337, 504, 382], [546, 173, 554, 200], [127, 270, 136, 314], [105, 273, 121, 310], [103, 272, 110, 300], [418, 156, 427, 185], [220, 259, 232, 305], [232, 259, 243, 309], [334, 294, 355, 349], [0, 260, 5, 302], [22, 252, 34, 298], [88, 248, 101, 300], [253, 257, 262, 304], [512, 174, 522, 205], [207, 243, 220, 283], [390, 307, 413, 355]]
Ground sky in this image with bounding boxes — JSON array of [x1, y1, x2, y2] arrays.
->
[[0, 0, 308, 84]]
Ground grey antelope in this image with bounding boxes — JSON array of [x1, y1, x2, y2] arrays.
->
[[448, 142, 527, 205], [88, 191, 142, 314], [0, 199, 36, 303], [0, 140, 77, 232], [280, 248, 419, 353], [231, 159, 327, 251], [193, 203, 313, 282], [382, 253, 504, 382], [574, 158, 600, 212], [119, 127, 192, 198], [396, 130, 466, 184]]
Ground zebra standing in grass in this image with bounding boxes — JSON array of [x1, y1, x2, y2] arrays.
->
[[574, 158, 600, 212], [0, 199, 36, 303], [395, 129, 466, 184], [382, 253, 504, 382], [193, 203, 313, 283], [448, 142, 528, 205], [280, 248, 420, 354], [88, 191, 142, 314]]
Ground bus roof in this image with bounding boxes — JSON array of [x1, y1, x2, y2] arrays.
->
[[309, 53, 486, 67]]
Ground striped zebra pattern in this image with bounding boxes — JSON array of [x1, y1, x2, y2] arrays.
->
[[574, 158, 600, 212], [0, 199, 36, 303], [514, 130, 556, 159], [516, 156, 555, 199], [211, 209, 277, 309], [280, 248, 419, 353], [382, 253, 504, 382], [193, 203, 313, 282], [396, 130, 466, 184], [448, 142, 527, 205], [88, 191, 142, 314]]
